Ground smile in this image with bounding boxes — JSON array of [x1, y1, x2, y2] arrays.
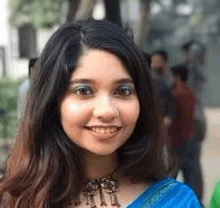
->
[[84, 126, 122, 138]]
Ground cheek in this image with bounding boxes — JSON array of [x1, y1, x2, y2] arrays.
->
[[61, 102, 76, 122], [121, 99, 140, 125], [60, 99, 88, 129]]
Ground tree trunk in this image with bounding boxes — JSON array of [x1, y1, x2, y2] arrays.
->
[[74, 0, 97, 21], [136, 0, 151, 49], [103, 0, 122, 27], [66, 0, 81, 23]]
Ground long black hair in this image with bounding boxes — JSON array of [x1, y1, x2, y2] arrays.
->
[[0, 19, 175, 208]]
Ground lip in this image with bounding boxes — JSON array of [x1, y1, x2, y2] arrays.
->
[[84, 127, 122, 140], [85, 125, 122, 129]]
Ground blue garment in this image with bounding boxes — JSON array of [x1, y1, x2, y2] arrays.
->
[[127, 177, 201, 208]]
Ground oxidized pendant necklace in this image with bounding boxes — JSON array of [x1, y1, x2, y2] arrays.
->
[[74, 170, 120, 208]]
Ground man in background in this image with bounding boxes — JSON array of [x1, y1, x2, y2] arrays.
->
[[181, 41, 207, 143], [151, 50, 176, 128], [168, 65, 204, 205], [181, 41, 207, 202], [17, 58, 38, 118], [168, 65, 195, 149]]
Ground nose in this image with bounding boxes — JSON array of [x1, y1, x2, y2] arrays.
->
[[93, 95, 119, 121]]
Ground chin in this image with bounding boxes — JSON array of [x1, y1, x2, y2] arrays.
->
[[87, 147, 118, 156]]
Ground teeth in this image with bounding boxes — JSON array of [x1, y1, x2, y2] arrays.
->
[[89, 127, 119, 134], [100, 128, 105, 134], [106, 128, 111, 134], [110, 128, 116, 133]]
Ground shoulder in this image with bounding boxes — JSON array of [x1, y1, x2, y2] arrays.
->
[[159, 80, 169, 89], [140, 178, 201, 208], [160, 178, 201, 207], [18, 79, 30, 90], [153, 177, 198, 195], [182, 83, 194, 95], [170, 179, 200, 198], [18, 79, 30, 94], [173, 82, 195, 98]]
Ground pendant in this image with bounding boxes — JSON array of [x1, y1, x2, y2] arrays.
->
[[74, 170, 120, 207], [99, 172, 120, 207], [98, 183, 107, 206], [83, 179, 98, 208]]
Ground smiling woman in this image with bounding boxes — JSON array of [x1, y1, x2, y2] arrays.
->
[[0, 19, 201, 208], [60, 49, 140, 157]]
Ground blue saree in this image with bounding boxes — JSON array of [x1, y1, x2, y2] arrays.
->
[[127, 177, 201, 208]]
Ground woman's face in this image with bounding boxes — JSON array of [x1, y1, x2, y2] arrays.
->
[[60, 49, 140, 156]]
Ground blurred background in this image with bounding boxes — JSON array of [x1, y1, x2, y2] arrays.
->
[[0, 0, 220, 206]]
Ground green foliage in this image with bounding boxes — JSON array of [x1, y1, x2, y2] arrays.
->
[[10, 0, 64, 28], [187, 12, 202, 27], [0, 77, 25, 139]]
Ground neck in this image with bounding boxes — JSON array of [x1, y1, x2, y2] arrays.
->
[[171, 76, 178, 87], [84, 151, 118, 179]]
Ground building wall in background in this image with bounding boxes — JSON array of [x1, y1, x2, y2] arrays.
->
[[0, 0, 10, 78], [0, 0, 57, 80]]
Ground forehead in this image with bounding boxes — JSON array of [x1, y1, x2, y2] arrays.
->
[[151, 54, 164, 62], [71, 49, 132, 81]]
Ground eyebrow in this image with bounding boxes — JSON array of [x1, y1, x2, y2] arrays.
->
[[70, 78, 134, 85]]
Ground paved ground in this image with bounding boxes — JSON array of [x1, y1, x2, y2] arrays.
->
[[0, 107, 220, 207], [177, 107, 220, 207]]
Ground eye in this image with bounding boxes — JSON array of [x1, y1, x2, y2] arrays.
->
[[74, 86, 93, 95], [115, 86, 132, 96]]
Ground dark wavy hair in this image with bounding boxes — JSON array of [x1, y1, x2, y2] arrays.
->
[[0, 19, 175, 208]]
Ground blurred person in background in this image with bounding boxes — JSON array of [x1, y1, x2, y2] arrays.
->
[[181, 41, 207, 143], [150, 50, 176, 130], [168, 65, 204, 205], [144, 52, 178, 179], [168, 65, 195, 149], [17, 58, 38, 118], [151, 50, 173, 88], [181, 41, 207, 202]]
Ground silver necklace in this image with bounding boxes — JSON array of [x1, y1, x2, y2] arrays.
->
[[74, 170, 120, 208]]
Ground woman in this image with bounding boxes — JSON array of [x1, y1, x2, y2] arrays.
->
[[0, 19, 201, 208]]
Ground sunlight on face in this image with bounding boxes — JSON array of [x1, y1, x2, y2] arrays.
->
[[60, 49, 140, 156]]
